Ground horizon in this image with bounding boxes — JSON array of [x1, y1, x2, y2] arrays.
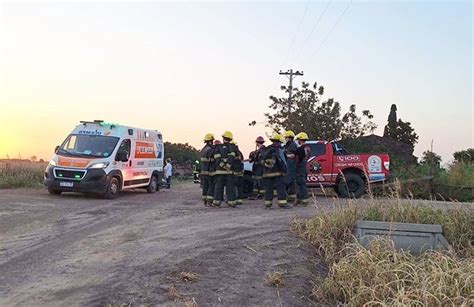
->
[[0, 1, 472, 163]]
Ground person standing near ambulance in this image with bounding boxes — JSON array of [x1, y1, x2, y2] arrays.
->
[[294, 132, 311, 205], [164, 158, 173, 189]]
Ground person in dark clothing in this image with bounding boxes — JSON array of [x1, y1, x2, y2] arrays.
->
[[261, 133, 288, 209], [283, 130, 298, 203], [232, 141, 245, 205], [212, 131, 238, 208], [200, 133, 215, 206], [294, 132, 311, 206], [249, 136, 265, 199]]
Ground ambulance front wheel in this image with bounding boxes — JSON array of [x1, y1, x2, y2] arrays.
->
[[48, 186, 62, 195], [104, 177, 120, 199]]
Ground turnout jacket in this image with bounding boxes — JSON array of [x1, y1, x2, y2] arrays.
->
[[199, 143, 214, 175], [260, 143, 288, 178], [249, 145, 266, 178], [213, 142, 238, 175]]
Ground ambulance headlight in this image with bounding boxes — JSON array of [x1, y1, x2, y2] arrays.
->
[[49, 160, 57, 166], [88, 162, 109, 169]]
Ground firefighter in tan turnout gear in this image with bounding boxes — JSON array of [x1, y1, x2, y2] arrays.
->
[[200, 133, 215, 206], [212, 131, 238, 208], [261, 133, 288, 209]]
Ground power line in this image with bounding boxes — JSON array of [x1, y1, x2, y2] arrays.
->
[[281, 0, 311, 67], [309, 0, 353, 59], [294, 0, 331, 62]]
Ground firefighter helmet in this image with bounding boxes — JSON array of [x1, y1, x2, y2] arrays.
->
[[270, 133, 284, 143], [203, 133, 214, 142], [213, 140, 222, 145], [222, 131, 233, 140], [295, 132, 309, 140], [284, 130, 295, 138], [255, 136, 265, 143]]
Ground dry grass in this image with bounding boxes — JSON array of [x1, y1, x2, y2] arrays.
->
[[292, 200, 474, 305], [168, 284, 183, 301], [315, 238, 473, 306], [180, 271, 199, 282], [0, 164, 45, 188], [265, 271, 285, 287]]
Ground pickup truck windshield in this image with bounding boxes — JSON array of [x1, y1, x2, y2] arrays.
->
[[58, 134, 120, 158]]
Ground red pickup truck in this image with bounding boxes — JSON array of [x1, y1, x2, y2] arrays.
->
[[304, 140, 390, 198], [243, 140, 390, 198]]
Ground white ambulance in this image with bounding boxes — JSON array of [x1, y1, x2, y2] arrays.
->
[[44, 120, 164, 199]]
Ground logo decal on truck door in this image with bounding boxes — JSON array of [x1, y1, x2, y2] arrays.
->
[[135, 142, 156, 159], [368, 155, 382, 173]]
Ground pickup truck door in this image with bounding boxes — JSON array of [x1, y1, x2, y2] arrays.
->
[[306, 142, 333, 185]]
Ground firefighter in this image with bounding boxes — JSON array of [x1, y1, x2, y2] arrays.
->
[[231, 140, 245, 205], [294, 132, 311, 206], [192, 160, 200, 183], [261, 133, 288, 208], [207, 139, 221, 206], [200, 133, 215, 205], [212, 131, 238, 208], [284, 130, 298, 203], [249, 136, 265, 199]]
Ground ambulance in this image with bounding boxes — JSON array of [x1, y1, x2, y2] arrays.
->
[[44, 120, 164, 199]]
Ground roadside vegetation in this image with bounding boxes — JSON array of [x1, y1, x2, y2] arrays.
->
[[291, 201, 473, 305], [0, 162, 45, 189]]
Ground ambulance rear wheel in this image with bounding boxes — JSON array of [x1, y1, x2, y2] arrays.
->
[[104, 177, 120, 199], [147, 175, 158, 193], [48, 187, 62, 195]]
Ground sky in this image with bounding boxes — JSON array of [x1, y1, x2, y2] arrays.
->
[[0, 0, 472, 163]]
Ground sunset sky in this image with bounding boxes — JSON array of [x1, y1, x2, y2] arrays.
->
[[0, 1, 472, 163]]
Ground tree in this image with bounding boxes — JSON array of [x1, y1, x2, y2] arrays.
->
[[263, 81, 377, 140], [383, 104, 398, 138], [382, 104, 418, 148], [30, 155, 37, 162], [420, 150, 442, 171], [453, 148, 474, 163], [164, 142, 199, 164]]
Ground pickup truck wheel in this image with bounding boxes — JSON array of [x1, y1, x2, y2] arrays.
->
[[104, 177, 120, 199], [48, 187, 62, 195], [147, 175, 158, 193], [338, 173, 365, 198]]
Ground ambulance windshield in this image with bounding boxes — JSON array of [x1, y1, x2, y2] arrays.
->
[[58, 134, 120, 158]]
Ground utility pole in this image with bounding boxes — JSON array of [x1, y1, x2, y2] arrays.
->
[[279, 69, 304, 102]]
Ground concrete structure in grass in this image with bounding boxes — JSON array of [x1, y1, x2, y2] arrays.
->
[[355, 220, 450, 255]]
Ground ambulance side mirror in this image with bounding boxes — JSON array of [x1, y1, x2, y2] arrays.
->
[[55, 145, 60, 153]]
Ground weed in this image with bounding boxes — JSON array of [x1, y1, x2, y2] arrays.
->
[[180, 271, 199, 282], [266, 271, 285, 287]]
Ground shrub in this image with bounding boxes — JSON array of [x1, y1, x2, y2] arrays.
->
[[0, 166, 44, 188]]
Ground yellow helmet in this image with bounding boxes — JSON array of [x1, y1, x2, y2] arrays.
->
[[222, 131, 233, 140], [295, 132, 309, 140], [284, 130, 295, 138], [203, 133, 214, 142], [270, 133, 284, 143]]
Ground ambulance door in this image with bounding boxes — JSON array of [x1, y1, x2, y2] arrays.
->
[[115, 139, 133, 188]]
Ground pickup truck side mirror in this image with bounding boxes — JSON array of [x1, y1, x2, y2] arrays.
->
[[55, 145, 60, 153], [116, 151, 129, 162]]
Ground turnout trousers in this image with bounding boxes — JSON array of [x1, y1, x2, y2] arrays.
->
[[213, 174, 237, 207], [263, 176, 287, 208], [295, 166, 309, 205]]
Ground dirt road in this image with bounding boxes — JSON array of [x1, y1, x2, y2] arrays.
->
[[0, 183, 329, 306]]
